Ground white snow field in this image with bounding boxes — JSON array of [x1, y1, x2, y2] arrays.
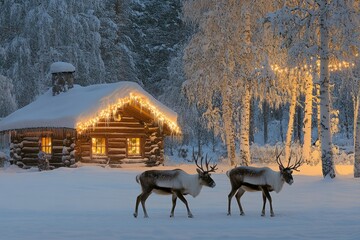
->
[[0, 164, 359, 240]]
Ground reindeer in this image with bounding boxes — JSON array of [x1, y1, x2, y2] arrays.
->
[[133, 155, 217, 218], [227, 149, 303, 217]]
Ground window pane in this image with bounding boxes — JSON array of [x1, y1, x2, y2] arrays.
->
[[41, 137, 52, 154], [92, 138, 106, 155], [127, 138, 141, 156]]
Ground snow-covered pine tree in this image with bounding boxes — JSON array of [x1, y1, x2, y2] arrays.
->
[[0, 75, 17, 117]]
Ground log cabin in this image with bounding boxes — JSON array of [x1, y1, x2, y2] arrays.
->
[[0, 62, 180, 168]]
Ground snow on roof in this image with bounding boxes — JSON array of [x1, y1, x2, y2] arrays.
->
[[0, 81, 179, 133], [50, 62, 76, 73]]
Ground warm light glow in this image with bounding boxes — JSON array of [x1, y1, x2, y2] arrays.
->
[[92, 137, 106, 155], [127, 138, 141, 156], [270, 60, 355, 76], [41, 137, 52, 154], [76, 93, 181, 134]]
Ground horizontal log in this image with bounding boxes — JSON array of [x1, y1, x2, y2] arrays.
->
[[107, 137, 127, 141], [52, 139, 63, 145], [109, 155, 126, 161], [90, 132, 147, 137], [22, 147, 40, 153], [107, 142, 126, 148], [22, 141, 39, 147], [23, 137, 39, 141], [23, 153, 39, 158], [95, 122, 143, 128], [108, 148, 126, 155], [80, 157, 108, 164], [121, 158, 148, 164], [91, 128, 146, 134]]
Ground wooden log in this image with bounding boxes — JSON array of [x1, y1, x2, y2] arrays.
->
[[52, 139, 63, 145], [107, 137, 126, 142], [23, 153, 39, 158], [22, 147, 40, 153], [23, 137, 39, 141], [91, 128, 146, 134], [107, 148, 126, 154], [90, 132, 146, 137], [107, 142, 126, 148], [22, 141, 39, 147]]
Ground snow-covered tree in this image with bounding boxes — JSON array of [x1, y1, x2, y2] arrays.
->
[[0, 0, 136, 108], [183, 0, 279, 166], [0, 75, 17, 117], [268, 0, 359, 178]]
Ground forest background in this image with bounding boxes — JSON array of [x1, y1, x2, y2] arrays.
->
[[1, 0, 360, 178]]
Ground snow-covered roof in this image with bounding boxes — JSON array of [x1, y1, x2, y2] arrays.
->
[[50, 62, 76, 74], [0, 81, 179, 133]]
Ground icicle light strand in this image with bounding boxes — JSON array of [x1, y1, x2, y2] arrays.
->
[[76, 93, 181, 134], [270, 60, 355, 76]]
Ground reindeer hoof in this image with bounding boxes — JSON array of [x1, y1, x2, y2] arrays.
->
[[240, 212, 245, 216], [188, 214, 193, 218], [133, 213, 137, 218], [271, 213, 275, 217], [227, 212, 231, 216], [261, 213, 265, 217]]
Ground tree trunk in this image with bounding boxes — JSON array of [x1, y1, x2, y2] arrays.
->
[[238, 0, 252, 166], [316, 84, 321, 146], [263, 100, 268, 144], [222, 58, 236, 166], [249, 98, 255, 144], [319, 0, 335, 178], [302, 75, 313, 163], [239, 86, 251, 166], [285, 79, 298, 160], [354, 96, 360, 177]]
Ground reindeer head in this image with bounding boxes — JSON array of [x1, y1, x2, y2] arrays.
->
[[193, 152, 217, 188], [275, 148, 303, 185]]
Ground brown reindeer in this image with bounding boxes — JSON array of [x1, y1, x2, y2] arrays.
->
[[227, 149, 303, 217], [133, 155, 217, 218]]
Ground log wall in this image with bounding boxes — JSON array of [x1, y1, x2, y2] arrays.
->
[[77, 109, 165, 166], [7, 107, 168, 168], [9, 128, 76, 168]]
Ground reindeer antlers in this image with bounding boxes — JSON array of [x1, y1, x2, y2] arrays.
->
[[193, 150, 217, 173], [275, 147, 304, 171]]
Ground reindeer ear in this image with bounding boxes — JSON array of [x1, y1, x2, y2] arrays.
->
[[196, 168, 202, 175], [279, 165, 284, 171]]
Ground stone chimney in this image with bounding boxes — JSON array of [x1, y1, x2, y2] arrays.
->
[[50, 62, 75, 96]]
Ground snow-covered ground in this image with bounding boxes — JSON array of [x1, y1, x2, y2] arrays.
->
[[0, 163, 359, 240]]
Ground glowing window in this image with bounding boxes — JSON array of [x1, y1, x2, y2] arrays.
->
[[92, 138, 106, 155], [41, 137, 52, 154], [127, 138, 141, 156]]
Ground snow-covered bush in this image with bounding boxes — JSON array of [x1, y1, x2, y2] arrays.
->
[[0, 151, 8, 168]]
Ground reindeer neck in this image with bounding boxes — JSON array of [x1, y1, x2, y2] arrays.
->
[[183, 173, 203, 197], [273, 171, 285, 193]]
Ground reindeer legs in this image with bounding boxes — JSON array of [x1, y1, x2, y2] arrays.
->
[[227, 186, 240, 216], [134, 190, 152, 218], [261, 187, 274, 217], [170, 193, 177, 217], [175, 191, 193, 218], [235, 188, 245, 216]]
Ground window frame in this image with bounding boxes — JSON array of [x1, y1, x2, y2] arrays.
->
[[127, 137, 142, 157], [91, 137, 107, 156], [41, 136, 52, 154]]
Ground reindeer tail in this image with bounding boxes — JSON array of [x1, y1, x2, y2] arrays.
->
[[135, 174, 141, 184]]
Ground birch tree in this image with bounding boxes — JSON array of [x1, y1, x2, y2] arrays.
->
[[268, 0, 359, 178], [183, 0, 237, 165]]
